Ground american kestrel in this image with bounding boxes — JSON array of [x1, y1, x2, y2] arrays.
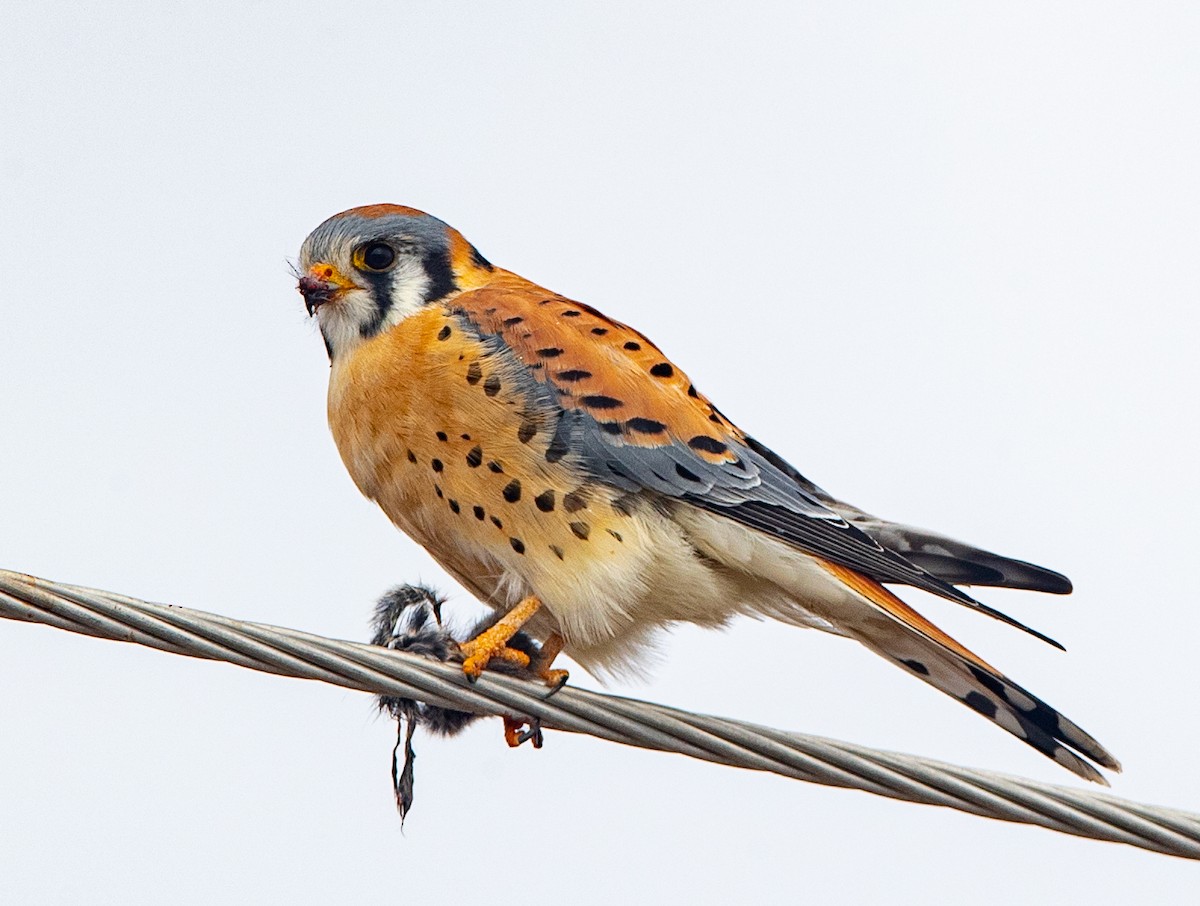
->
[[298, 204, 1119, 783]]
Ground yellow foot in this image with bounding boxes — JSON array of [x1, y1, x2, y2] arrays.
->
[[459, 595, 543, 682], [461, 643, 529, 680]]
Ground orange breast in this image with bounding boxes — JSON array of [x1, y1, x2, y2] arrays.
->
[[327, 304, 634, 600]]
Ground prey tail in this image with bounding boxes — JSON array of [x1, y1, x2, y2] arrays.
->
[[818, 560, 1120, 783]]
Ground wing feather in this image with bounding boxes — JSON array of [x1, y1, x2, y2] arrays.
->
[[450, 280, 1063, 648]]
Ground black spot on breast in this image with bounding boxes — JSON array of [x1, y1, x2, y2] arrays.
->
[[537, 347, 564, 358], [606, 529, 623, 542], [431, 458, 444, 473], [562, 310, 581, 317], [484, 375, 502, 396], [510, 538, 525, 554], [901, 659, 930, 676], [708, 414, 721, 423], [473, 505, 486, 520], [435, 431, 448, 442], [627, 417, 666, 435], [434, 485, 443, 499], [437, 325, 452, 341], [649, 362, 674, 378], [557, 369, 592, 382], [448, 499, 460, 514], [563, 491, 587, 513], [623, 341, 641, 351], [599, 421, 623, 435], [466, 362, 483, 385], [406, 449, 417, 464], [502, 480, 522, 502], [518, 420, 537, 443], [569, 521, 590, 540], [490, 516, 503, 529], [503, 316, 524, 327], [546, 436, 569, 463], [549, 544, 565, 560], [675, 463, 702, 482], [581, 395, 623, 410], [461, 433, 471, 441], [466, 446, 483, 468], [535, 490, 555, 512], [687, 384, 699, 398], [591, 327, 608, 335], [688, 435, 729, 455], [487, 460, 504, 473], [964, 691, 998, 718]]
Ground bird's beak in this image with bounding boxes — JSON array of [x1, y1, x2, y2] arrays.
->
[[298, 264, 355, 316]]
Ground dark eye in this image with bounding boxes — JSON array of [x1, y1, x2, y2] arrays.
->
[[360, 242, 396, 271]]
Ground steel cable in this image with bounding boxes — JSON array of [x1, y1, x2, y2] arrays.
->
[[1, 568, 1197, 860]]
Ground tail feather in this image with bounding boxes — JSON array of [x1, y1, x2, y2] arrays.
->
[[818, 560, 1120, 783], [831, 509, 1074, 595]]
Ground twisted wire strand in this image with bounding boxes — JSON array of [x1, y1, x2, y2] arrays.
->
[[1, 568, 1197, 860]]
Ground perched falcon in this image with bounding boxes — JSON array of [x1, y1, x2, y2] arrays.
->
[[297, 204, 1119, 783]]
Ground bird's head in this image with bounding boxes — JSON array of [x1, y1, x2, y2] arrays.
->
[[297, 204, 495, 359]]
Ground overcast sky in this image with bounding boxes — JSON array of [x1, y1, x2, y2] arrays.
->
[[2, 3, 1198, 902]]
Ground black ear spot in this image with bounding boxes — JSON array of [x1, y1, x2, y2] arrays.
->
[[469, 245, 494, 271]]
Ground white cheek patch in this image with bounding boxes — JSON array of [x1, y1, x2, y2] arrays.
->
[[380, 257, 432, 329]]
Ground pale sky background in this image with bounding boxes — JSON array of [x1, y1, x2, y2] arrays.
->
[[2, 3, 1198, 903]]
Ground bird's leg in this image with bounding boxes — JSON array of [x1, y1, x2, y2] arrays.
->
[[500, 631, 569, 747], [459, 595, 543, 681]]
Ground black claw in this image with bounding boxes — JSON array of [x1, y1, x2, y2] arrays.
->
[[517, 719, 544, 748]]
